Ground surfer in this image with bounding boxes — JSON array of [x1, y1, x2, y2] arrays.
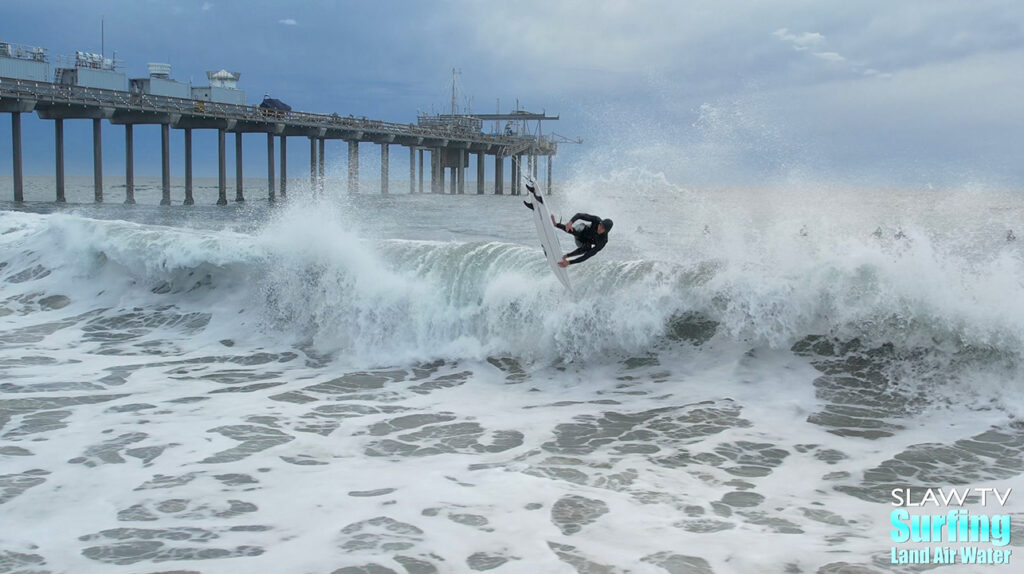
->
[[523, 181, 612, 268], [552, 212, 613, 267]]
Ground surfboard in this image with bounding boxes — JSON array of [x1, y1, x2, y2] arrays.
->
[[524, 181, 572, 291]]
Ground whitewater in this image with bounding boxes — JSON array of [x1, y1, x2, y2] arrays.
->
[[1, 174, 1023, 573]]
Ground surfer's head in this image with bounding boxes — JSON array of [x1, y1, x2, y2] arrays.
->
[[599, 219, 613, 234]]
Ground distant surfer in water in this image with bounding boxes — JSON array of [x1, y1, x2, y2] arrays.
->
[[523, 182, 613, 267]]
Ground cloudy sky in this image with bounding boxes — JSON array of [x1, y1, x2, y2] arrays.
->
[[3, 0, 1023, 189]]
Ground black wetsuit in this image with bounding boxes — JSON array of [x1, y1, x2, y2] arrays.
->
[[556, 213, 608, 265]]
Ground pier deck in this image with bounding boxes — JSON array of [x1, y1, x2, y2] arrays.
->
[[1, 76, 557, 203]]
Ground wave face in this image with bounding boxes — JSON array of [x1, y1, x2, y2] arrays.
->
[[3, 200, 1023, 372]]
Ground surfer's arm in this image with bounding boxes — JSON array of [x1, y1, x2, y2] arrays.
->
[[572, 213, 602, 226]]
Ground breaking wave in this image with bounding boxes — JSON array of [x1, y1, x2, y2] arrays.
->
[[2, 209, 1023, 369]]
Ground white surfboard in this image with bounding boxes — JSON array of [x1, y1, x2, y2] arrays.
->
[[524, 181, 572, 291]]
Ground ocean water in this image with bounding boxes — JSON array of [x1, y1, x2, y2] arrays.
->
[[1, 174, 1023, 574]]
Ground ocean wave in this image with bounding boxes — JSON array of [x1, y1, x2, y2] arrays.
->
[[2, 210, 1023, 367]]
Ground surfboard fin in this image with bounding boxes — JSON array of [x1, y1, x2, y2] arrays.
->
[[523, 201, 534, 211]]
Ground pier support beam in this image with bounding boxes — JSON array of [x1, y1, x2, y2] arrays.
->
[[125, 124, 135, 204], [429, 151, 435, 193], [235, 132, 244, 202], [434, 150, 445, 193], [494, 155, 503, 195], [309, 137, 317, 192], [267, 133, 276, 202], [418, 149, 424, 193], [476, 152, 485, 195], [348, 140, 359, 193], [380, 143, 389, 195], [547, 155, 553, 193], [409, 147, 415, 194], [456, 151, 465, 195], [279, 135, 287, 198], [11, 113, 23, 202], [217, 128, 227, 205], [510, 155, 518, 196], [318, 138, 325, 193], [516, 155, 524, 195], [449, 166, 456, 195], [161, 123, 171, 205], [93, 119, 103, 202], [184, 128, 194, 205], [55, 119, 65, 203]]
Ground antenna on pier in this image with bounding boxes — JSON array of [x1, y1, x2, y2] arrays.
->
[[449, 67, 461, 115], [101, 17, 105, 58]]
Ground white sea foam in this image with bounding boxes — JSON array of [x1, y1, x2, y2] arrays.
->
[[2, 182, 1023, 573]]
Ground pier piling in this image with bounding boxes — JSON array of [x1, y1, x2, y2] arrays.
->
[[161, 123, 171, 205], [309, 137, 316, 192], [408, 147, 414, 194], [235, 132, 244, 202], [476, 152, 484, 195], [418, 149, 424, 193], [318, 138, 325, 193], [440, 151, 446, 193], [456, 151, 465, 195], [93, 119, 103, 202], [494, 155, 503, 195], [279, 135, 287, 198], [347, 140, 358, 193], [11, 112, 23, 202], [124, 124, 135, 204], [54, 119, 65, 202], [217, 128, 227, 205], [380, 143, 389, 195], [184, 128, 194, 205], [429, 149, 438, 193], [510, 156, 518, 196], [267, 133, 275, 202]]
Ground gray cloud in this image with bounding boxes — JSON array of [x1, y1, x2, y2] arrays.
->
[[773, 28, 825, 51], [4, 0, 1022, 187]]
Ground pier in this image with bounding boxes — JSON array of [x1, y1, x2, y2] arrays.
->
[[1, 76, 559, 204]]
